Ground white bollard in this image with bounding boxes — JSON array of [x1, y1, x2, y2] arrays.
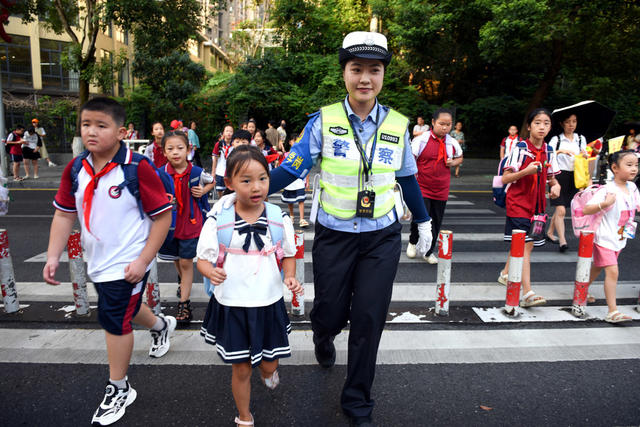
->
[[146, 258, 161, 315], [571, 231, 595, 318], [291, 230, 305, 316], [0, 229, 19, 313], [504, 230, 526, 316], [434, 230, 453, 316], [68, 230, 90, 316]]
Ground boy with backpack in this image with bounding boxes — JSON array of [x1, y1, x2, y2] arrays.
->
[[43, 97, 176, 426], [157, 130, 214, 323]]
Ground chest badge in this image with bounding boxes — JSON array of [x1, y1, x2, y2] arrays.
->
[[329, 126, 348, 136], [108, 186, 122, 199], [380, 133, 400, 144]]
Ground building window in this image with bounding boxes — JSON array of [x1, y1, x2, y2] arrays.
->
[[0, 34, 32, 89], [124, 30, 129, 45], [40, 38, 78, 91], [118, 59, 129, 97], [101, 49, 114, 95]]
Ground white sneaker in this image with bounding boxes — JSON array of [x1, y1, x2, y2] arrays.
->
[[424, 253, 438, 264], [91, 381, 137, 425], [48, 161, 57, 167], [149, 314, 176, 358], [406, 243, 416, 259]]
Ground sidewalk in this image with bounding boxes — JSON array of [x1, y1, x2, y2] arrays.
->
[[5, 157, 498, 191]]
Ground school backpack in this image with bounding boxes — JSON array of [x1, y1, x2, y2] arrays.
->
[[570, 184, 612, 237], [70, 149, 210, 245], [203, 202, 286, 296], [492, 156, 509, 208]]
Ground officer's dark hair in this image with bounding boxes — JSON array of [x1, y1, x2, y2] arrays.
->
[[432, 108, 454, 122], [79, 97, 126, 127], [223, 145, 270, 196], [14, 124, 25, 131], [608, 149, 638, 171], [268, 120, 277, 128], [160, 130, 188, 150], [526, 108, 552, 125]]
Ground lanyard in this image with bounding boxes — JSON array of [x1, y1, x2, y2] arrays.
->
[[341, 100, 380, 183]]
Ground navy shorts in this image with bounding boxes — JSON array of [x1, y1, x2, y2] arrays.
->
[[215, 175, 226, 191], [10, 154, 22, 162], [94, 271, 149, 335], [504, 216, 545, 247], [158, 237, 198, 261]]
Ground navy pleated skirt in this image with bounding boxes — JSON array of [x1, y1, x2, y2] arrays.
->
[[200, 296, 292, 367]]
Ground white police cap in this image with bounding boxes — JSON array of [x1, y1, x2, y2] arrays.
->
[[339, 31, 392, 66]]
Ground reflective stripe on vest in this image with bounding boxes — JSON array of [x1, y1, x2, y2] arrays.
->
[[319, 102, 408, 219]]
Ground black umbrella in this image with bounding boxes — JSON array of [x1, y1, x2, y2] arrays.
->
[[550, 100, 616, 143], [623, 121, 640, 133]]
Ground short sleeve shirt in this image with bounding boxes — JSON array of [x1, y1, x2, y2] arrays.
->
[[54, 144, 172, 281], [504, 140, 559, 218], [548, 133, 586, 171], [587, 182, 640, 251]]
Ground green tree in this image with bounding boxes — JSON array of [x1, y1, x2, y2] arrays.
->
[[271, 0, 370, 54]]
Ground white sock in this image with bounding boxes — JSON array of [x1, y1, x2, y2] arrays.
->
[[109, 376, 127, 389], [151, 316, 165, 332]]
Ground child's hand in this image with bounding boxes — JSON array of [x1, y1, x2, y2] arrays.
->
[[445, 158, 453, 167], [208, 267, 227, 285], [525, 161, 541, 175], [43, 258, 61, 285], [124, 258, 147, 284], [284, 276, 302, 293], [191, 185, 205, 198], [549, 183, 561, 199], [603, 192, 616, 207]]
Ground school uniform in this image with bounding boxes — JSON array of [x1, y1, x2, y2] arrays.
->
[[501, 135, 519, 158], [54, 142, 171, 334], [6, 132, 23, 162], [502, 140, 559, 246], [143, 141, 168, 168], [212, 140, 232, 191], [196, 207, 296, 367], [158, 162, 204, 261], [408, 131, 463, 255]]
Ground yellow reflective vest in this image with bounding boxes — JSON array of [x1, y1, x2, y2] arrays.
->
[[319, 102, 408, 219]]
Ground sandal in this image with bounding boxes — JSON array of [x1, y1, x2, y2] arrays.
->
[[587, 293, 596, 304], [520, 290, 547, 308], [299, 219, 309, 228], [235, 414, 254, 426], [176, 300, 192, 323], [261, 369, 280, 390], [497, 271, 508, 286], [604, 310, 632, 324], [545, 235, 559, 244]]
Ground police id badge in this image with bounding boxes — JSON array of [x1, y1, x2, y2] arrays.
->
[[356, 189, 375, 218]]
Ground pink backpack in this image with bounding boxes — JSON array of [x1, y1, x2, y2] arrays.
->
[[570, 184, 612, 237]]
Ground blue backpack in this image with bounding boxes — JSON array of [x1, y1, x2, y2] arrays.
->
[[492, 156, 509, 208], [70, 150, 210, 245], [203, 202, 285, 296]]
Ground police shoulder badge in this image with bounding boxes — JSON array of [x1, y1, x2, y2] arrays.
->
[[329, 126, 348, 136]]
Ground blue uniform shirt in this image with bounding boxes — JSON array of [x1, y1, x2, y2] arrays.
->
[[281, 96, 417, 233]]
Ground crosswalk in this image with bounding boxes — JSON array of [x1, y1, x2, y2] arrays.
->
[[3, 191, 640, 367]]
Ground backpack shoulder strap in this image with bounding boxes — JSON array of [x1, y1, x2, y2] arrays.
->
[[264, 202, 284, 245], [216, 204, 236, 249], [69, 150, 91, 196], [119, 152, 149, 219]]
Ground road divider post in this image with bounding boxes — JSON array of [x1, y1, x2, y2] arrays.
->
[[504, 230, 525, 316], [291, 230, 305, 316], [0, 229, 19, 313], [67, 230, 90, 316], [435, 230, 453, 316], [571, 231, 595, 318]]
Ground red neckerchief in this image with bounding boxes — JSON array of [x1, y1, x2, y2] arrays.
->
[[433, 133, 448, 171], [82, 160, 119, 235], [171, 164, 191, 216]]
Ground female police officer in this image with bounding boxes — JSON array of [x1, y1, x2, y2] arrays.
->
[[217, 31, 433, 426]]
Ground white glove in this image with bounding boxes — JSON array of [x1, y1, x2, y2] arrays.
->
[[208, 192, 236, 217], [416, 220, 433, 255]]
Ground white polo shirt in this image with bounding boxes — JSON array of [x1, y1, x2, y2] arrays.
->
[[549, 133, 586, 171], [54, 143, 171, 282]]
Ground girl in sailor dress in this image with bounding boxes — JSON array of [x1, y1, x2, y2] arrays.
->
[[196, 145, 301, 427]]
